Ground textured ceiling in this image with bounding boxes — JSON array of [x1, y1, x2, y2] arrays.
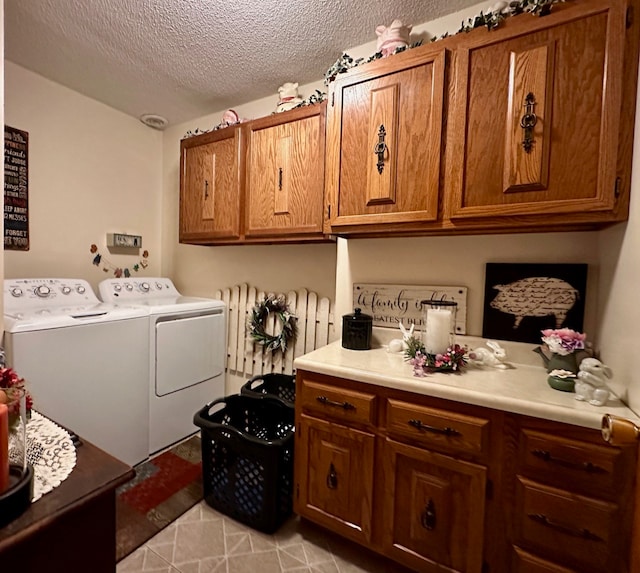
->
[[4, 0, 481, 127]]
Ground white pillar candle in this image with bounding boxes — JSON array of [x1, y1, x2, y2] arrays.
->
[[425, 309, 451, 355]]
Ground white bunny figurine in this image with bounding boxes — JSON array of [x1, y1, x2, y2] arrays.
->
[[575, 358, 612, 406], [469, 340, 509, 368], [387, 322, 415, 353]]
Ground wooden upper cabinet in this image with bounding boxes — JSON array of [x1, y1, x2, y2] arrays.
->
[[325, 45, 446, 232], [179, 126, 242, 243], [244, 103, 326, 240], [445, 0, 633, 225], [179, 103, 328, 245]]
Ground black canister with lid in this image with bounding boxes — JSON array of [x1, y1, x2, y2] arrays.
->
[[341, 308, 373, 350]]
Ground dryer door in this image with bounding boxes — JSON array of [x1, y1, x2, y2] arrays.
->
[[155, 311, 225, 396]]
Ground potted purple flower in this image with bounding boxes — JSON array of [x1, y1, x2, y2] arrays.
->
[[535, 328, 587, 392]]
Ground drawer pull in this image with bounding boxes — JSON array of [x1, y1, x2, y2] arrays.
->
[[531, 449, 607, 474], [316, 396, 355, 410], [528, 513, 603, 542], [326, 463, 338, 489], [421, 498, 437, 530], [408, 419, 461, 436]]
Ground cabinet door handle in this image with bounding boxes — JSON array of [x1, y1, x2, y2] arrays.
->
[[316, 395, 355, 410], [373, 124, 388, 174], [520, 92, 538, 153], [531, 449, 607, 474], [204, 180, 209, 199], [408, 419, 460, 436], [326, 463, 338, 489], [528, 513, 603, 542], [421, 499, 437, 530], [278, 167, 283, 191]]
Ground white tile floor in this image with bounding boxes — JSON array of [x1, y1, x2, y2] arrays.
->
[[117, 501, 410, 573]]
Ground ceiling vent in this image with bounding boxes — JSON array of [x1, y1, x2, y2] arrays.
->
[[139, 113, 168, 130]]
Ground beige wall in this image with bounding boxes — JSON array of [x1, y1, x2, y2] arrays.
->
[[3, 61, 163, 293]]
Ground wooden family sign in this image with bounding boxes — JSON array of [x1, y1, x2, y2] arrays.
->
[[4, 125, 29, 250], [353, 283, 468, 334]]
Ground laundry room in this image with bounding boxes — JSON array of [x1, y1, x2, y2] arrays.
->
[[3, 0, 640, 571]]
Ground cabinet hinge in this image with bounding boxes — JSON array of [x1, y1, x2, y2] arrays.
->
[[327, 205, 331, 219], [615, 177, 622, 198], [331, 92, 335, 107], [486, 479, 493, 500], [627, 6, 633, 28]]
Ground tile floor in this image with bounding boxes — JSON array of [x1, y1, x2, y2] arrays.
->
[[117, 501, 412, 573]]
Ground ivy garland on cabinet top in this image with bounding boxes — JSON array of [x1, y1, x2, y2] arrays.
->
[[323, 0, 565, 84], [89, 243, 149, 277], [249, 296, 298, 353]]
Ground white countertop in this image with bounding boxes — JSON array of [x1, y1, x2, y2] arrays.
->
[[293, 339, 640, 431]]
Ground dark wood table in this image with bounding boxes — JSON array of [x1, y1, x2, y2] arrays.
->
[[0, 436, 134, 572]]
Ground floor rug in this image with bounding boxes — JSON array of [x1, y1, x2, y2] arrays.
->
[[115, 435, 203, 562]]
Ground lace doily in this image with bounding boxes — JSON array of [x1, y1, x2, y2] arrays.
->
[[26, 411, 77, 501]]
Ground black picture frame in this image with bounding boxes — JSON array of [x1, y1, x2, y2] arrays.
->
[[482, 263, 588, 344]]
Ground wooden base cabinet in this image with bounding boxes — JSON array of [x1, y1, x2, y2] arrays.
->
[[293, 370, 638, 573], [295, 415, 375, 545], [382, 438, 486, 572]]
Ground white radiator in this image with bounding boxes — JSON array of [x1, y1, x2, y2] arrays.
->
[[215, 284, 335, 377]]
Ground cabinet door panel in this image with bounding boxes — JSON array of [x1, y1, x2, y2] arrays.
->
[[245, 106, 325, 237], [382, 438, 486, 573], [296, 414, 375, 545], [327, 47, 445, 228], [180, 128, 241, 241], [447, 3, 626, 219]]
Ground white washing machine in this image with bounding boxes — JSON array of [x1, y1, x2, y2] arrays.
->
[[98, 277, 226, 455], [3, 278, 150, 466]]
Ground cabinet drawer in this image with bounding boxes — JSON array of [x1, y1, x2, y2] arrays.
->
[[519, 429, 624, 495], [512, 547, 578, 572], [298, 378, 376, 426], [514, 477, 619, 572], [386, 398, 489, 457]]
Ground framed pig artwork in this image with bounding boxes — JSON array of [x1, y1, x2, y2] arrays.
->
[[482, 263, 587, 344]]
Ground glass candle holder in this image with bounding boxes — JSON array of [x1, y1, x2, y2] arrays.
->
[[421, 300, 458, 356], [0, 386, 28, 472]]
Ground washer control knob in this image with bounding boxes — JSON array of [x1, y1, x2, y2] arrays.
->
[[156, 282, 163, 290], [140, 282, 150, 292], [125, 283, 134, 291], [114, 284, 122, 292], [76, 285, 86, 294], [35, 285, 51, 297], [61, 286, 72, 295], [10, 287, 23, 297]]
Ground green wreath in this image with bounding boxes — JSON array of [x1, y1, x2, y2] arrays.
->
[[249, 296, 298, 353]]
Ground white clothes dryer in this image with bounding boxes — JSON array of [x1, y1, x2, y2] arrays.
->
[[98, 277, 226, 455], [3, 278, 150, 466]]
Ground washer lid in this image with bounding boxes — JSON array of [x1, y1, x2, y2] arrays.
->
[[4, 302, 149, 332]]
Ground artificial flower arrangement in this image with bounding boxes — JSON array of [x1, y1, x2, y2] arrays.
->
[[404, 335, 467, 376], [536, 328, 589, 391], [540, 328, 586, 356], [0, 367, 33, 429]]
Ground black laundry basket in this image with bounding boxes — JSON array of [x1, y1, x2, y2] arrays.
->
[[241, 373, 295, 408], [193, 393, 295, 533]]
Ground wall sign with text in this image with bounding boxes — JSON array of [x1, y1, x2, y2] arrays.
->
[[353, 283, 468, 334], [4, 125, 29, 250]]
